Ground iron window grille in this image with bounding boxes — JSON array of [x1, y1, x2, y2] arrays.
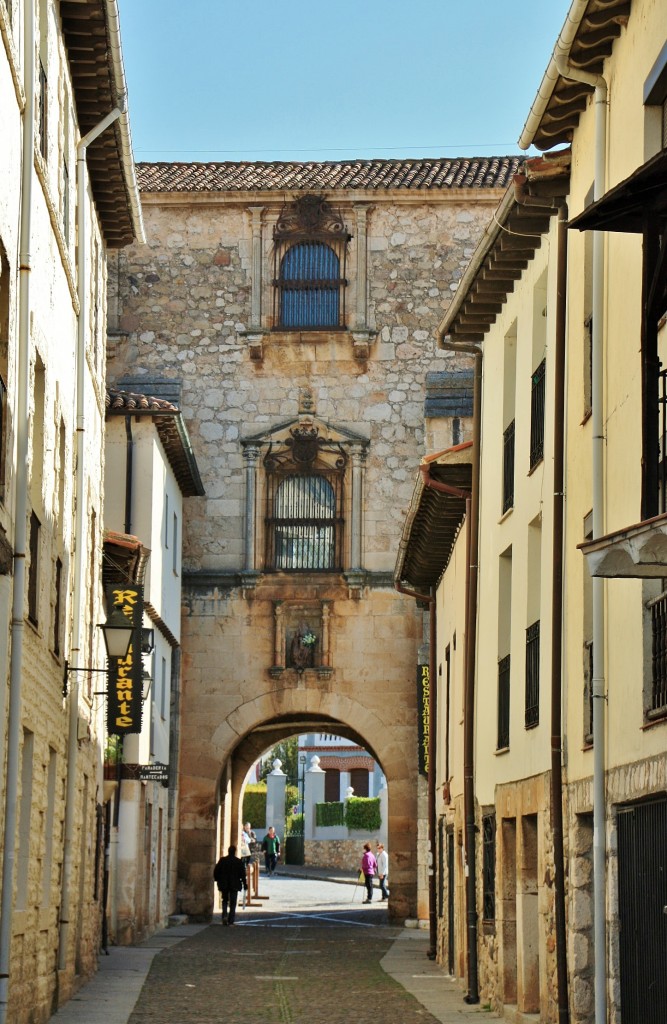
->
[[503, 419, 515, 513], [497, 654, 510, 750], [28, 511, 40, 625], [264, 424, 347, 572], [530, 358, 546, 469], [525, 619, 540, 728], [62, 160, 69, 245], [648, 590, 667, 715], [659, 368, 667, 514], [482, 813, 496, 921], [272, 195, 350, 330]]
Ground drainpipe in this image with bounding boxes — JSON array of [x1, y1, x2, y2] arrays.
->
[[514, 178, 571, 1024], [554, 53, 608, 1024], [58, 100, 124, 974], [394, 579, 437, 955], [124, 415, 133, 535], [0, 5, 34, 1021], [433, 341, 482, 1004]]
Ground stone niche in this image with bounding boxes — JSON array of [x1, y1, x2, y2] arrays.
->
[[269, 600, 332, 679]]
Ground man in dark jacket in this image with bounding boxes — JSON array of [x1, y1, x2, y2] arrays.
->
[[213, 845, 247, 925]]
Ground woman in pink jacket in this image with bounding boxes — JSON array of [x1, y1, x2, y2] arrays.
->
[[360, 842, 378, 904]]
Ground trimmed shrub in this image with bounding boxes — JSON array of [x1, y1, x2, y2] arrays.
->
[[285, 784, 300, 818], [285, 813, 304, 836], [316, 801, 345, 827], [242, 784, 266, 829], [345, 796, 381, 832]]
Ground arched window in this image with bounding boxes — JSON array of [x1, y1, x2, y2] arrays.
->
[[278, 243, 341, 329], [272, 195, 350, 331]]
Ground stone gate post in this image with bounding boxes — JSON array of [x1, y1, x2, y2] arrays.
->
[[265, 759, 287, 841], [304, 754, 325, 840]]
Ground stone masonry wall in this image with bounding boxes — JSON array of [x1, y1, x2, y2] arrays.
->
[[107, 187, 503, 925]]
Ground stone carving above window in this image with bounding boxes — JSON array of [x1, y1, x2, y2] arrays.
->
[[269, 600, 333, 680]]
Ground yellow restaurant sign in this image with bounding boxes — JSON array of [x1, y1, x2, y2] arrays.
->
[[106, 584, 143, 736]]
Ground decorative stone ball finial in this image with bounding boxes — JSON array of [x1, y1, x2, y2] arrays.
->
[[345, 786, 354, 799], [270, 758, 285, 775], [309, 754, 324, 773]]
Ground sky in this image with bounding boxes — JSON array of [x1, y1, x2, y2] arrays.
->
[[116, 1, 572, 164]]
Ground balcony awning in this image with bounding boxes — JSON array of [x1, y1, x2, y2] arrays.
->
[[569, 150, 667, 234], [578, 513, 667, 578], [394, 443, 472, 592]]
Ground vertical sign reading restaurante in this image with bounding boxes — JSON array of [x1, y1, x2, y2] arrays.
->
[[106, 584, 143, 736], [417, 663, 429, 777]]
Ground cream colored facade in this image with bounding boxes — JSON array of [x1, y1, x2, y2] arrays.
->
[[398, 2, 667, 1024], [0, 1, 141, 1020]]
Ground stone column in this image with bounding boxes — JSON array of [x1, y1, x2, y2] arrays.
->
[[242, 444, 260, 571], [350, 444, 366, 571], [354, 203, 369, 328], [265, 759, 287, 841], [304, 755, 325, 841], [248, 206, 264, 329]]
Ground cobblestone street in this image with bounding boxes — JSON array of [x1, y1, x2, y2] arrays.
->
[[50, 876, 495, 1024]]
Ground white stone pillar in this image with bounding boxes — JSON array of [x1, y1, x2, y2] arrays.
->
[[265, 759, 287, 841], [304, 755, 325, 840], [242, 444, 260, 571], [379, 777, 389, 847], [341, 776, 352, 800], [248, 206, 264, 329]]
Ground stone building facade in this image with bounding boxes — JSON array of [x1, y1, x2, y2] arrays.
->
[[0, 1, 142, 1020], [106, 156, 519, 922]]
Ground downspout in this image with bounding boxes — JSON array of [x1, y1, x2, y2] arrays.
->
[[394, 578, 437, 955], [0, 6, 34, 1022], [433, 340, 482, 1004], [514, 178, 570, 1023], [58, 100, 124, 974], [124, 415, 133, 535], [554, 53, 608, 1024]]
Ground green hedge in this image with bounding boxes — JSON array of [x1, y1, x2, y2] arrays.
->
[[285, 784, 299, 817], [316, 801, 345, 827], [345, 796, 381, 832], [285, 813, 304, 836], [242, 784, 266, 829]]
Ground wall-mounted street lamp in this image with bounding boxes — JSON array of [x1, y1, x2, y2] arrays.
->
[[63, 608, 135, 697]]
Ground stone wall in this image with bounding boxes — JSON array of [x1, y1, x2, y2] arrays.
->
[[304, 839, 372, 871], [107, 185, 503, 925]]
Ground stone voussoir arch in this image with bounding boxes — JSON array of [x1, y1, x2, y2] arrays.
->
[[178, 686, 417, 922]]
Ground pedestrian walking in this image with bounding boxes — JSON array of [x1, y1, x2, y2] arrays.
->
[[262, 825, 281, 876], [360, 841, 377, 904], [376, 842, 389, 900], [213, 844, 247, 925]]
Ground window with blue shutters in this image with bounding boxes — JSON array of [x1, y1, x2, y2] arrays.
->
[[273, 195, 350, 331]]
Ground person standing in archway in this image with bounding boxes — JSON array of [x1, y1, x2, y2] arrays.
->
[[262, 826, 281, 876], [360, 842, 377, 904], [376, 842, 389, 900], [213, 845, 247, 925]]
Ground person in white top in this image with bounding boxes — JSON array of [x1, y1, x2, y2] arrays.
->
[[376, 843, 389, 900]]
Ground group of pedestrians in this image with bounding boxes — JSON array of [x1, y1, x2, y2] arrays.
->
[[214, 825, 389, 923], [360, 841, 389, 904]]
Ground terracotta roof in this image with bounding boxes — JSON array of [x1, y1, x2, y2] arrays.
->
[[136, 157, 524, 194], [106, 388, 204, 498]]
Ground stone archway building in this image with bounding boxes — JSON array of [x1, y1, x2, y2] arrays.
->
[[106, 157, 519, 921]]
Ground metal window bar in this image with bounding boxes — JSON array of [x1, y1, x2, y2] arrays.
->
[[28, 511, 40, 625], [265, 471, 344, 572], [53, 556, 62, 656], [482, 814, 496, 921], [525, 619, 540, 728], [38, 60, 47, 158], [584, 639, 594, 743], [274, 241, 346, 329], [529, 358, 546, 469], [503, 419, 515, 513], [648, 590, 667, 713], [62, 160, 69, 244], [497, 654, 510, 749]]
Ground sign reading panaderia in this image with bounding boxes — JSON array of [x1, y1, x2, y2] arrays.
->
[[138, 762, 169, 784], [106, 584, 143, 736], [417, 663, 429, 777]]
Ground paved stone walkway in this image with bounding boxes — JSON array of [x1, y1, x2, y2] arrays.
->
[[49, 874, 497, 1024]]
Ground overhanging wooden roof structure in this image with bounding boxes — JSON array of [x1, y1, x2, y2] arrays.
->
[[395, 444, 473, 592], [518, 0, 632, 152], [438, 152, 571, 346], [61, 0, 143, 247]]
